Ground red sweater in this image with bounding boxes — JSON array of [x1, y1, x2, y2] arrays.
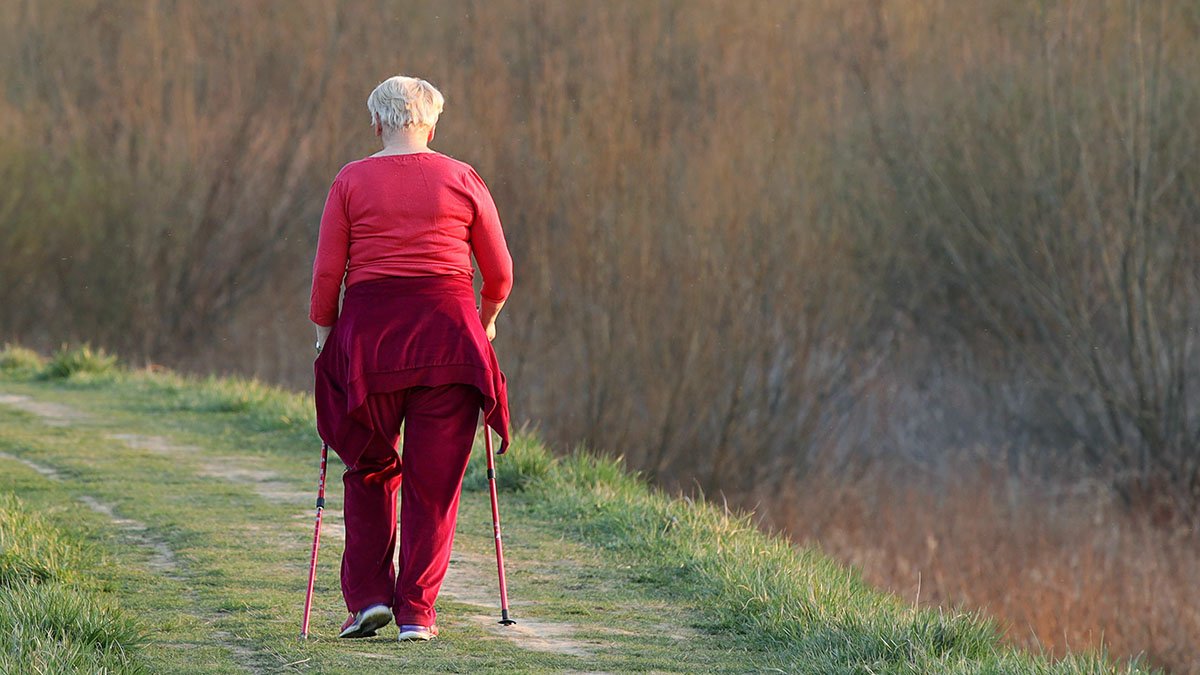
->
[[309, 152, 513, 326]]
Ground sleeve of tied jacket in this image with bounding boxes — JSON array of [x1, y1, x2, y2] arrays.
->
[[465, 168, 514, 303], [309, 177, 351, 326]]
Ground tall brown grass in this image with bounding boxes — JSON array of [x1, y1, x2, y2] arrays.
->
[[2, 1, 1199, 668], [759, 460, 1200, 673]]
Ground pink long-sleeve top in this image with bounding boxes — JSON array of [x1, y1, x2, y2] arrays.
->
[[309, 152, 514, 326]]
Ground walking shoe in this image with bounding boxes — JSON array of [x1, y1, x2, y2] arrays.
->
[[397, 624, 438, 642], [338, 604, 393, 638]]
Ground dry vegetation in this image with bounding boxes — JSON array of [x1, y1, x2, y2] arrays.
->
[[760, 458, 1200, 673], [2, 1, 1199, 670]]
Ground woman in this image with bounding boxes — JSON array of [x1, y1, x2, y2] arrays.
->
[[310, 75, 512, 643]]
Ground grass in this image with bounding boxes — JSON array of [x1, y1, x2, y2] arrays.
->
[[0, 344, 1157, 673], [38, 344, 119, 381], [0, 494, 81, 586], [0, 344, 44, 378], [509, 450, 1150, 673], [0, 493, 147, 674]]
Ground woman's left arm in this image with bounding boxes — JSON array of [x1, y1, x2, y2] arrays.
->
[[466, 169, 513, 336]]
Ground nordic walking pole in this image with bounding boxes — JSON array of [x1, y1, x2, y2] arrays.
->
[[483, 420, 516, 625], [300, 442, 330, 640]]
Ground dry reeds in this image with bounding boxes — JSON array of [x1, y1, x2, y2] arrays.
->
[[761, 459, 1200, 673]]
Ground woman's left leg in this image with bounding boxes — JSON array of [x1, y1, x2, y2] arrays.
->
[[393, 384, 483, 627]]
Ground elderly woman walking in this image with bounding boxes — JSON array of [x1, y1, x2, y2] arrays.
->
[[310, 75, 512, 642]]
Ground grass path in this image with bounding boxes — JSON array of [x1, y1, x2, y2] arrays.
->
[[0, 349, 1154, 674], [0, 377, 776, 673]]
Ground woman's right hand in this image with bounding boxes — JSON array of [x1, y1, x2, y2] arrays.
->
[[313, 323, 333, 354]]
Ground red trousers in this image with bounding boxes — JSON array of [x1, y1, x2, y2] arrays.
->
[[340, 383, 483, 626]]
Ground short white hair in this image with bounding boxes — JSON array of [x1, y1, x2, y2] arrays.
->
[[367, 76, 444, 130]]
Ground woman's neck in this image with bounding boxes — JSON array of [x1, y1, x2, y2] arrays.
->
[[376, 127, 432, 156], [378, 141, 430, 155]]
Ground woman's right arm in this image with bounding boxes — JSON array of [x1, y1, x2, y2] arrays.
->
[[309, 178, 351, 333]]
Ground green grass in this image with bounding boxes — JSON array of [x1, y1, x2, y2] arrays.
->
[[0, 493, 82, 586], [0, 493, 147, 674], [0, 343, 44, 378], [0, 344, 1156, 673], [38, 344, 119, 381], [493, 448, 1148, 673]]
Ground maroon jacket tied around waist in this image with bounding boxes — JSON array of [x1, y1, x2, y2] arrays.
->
[[314, 275, 510, 468]]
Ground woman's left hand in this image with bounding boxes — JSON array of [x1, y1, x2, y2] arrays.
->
[[479, 299, 504, 342]]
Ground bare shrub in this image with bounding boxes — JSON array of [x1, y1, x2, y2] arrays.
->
[[838, 0, 1200, 520], [0, 1, 351, 359], [0, 0, 883, 490]]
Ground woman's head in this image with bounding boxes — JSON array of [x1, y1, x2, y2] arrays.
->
[[367, 76, 445, 133]]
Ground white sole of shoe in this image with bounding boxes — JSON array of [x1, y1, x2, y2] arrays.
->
[[397, 629, 434, 642], [339, 605, 393, 638]]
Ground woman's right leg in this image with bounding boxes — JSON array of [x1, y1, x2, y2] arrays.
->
[[340, 390, 406, 614]]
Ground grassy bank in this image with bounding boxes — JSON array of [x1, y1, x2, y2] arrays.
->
[[0, 345, 1153, 673]]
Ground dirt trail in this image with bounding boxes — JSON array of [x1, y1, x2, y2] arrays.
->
[[107, 432, 313, 504], [293, 500, 598, 657], [441, 551, 600, 657], [0, 450, 63, 480], [1, 389, 605, 661], [0, 392, 88, 426], [0, 391, 290, 673], [77, 495, 180, 574], [0, 426, 179, 575]]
